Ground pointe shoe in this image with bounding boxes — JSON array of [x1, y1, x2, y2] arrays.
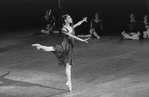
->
[[66, 82, 72, 91]]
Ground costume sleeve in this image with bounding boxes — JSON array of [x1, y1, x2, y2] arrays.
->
[[61, 27, 69, 34]]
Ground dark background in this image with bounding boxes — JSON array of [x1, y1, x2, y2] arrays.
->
[[0, 0, 148, 33]]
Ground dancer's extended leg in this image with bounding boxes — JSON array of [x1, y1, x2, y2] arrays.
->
[[32, 44, 55, 52]]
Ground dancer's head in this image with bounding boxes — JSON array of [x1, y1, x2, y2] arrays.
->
[[129, 13, 135, 20], [48, 9, 52, 16], [46, 11, 49, 15], [144, 15, 148, 21], [94, 12, 99, 19], [62, 14, 73, 26]]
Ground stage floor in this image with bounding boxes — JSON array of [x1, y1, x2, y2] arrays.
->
[[0, 29, 149, 97]]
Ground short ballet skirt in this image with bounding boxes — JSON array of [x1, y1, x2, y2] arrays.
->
[[52, 35, 74, 66]]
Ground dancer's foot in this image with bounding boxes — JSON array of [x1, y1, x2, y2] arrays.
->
[[32, 44, 41, 50], [96, 36, 100, 39], [132, 37, 139, 40], [66, 81, 72, 91]]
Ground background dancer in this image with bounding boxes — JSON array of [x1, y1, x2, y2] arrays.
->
[[140, 15, 149, 38], [121, 13, 140, 40], [41, 9, 56, 34], [32, 14, 89, 91], [78, 12, 103, 39], [89, 12, 104, 39]]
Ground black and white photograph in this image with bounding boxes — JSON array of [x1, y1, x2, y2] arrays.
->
[[0, 0, 149, 97]]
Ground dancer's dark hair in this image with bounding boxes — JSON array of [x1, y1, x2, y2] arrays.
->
[[62, 14, 73, 26]]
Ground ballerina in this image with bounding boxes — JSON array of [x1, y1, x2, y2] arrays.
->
[[32, 14, 89, 91]]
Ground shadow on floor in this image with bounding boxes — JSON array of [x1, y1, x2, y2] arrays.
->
[[0, 71, 67, 91]]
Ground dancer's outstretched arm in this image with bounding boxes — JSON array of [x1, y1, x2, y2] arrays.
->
[[77, 34, 91, 38], [63, 31, 90, 43], [73, 17, 87, 28], [32, 44, 55, 52]]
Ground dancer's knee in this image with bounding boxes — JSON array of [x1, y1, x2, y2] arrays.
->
[[66, 63, 71, 68], [89, 29, 94, 34], [121, 31, 126, 36]]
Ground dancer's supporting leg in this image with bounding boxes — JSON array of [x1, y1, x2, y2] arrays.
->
[[32, 44, 72, 91], [66, 63, 72, 91]]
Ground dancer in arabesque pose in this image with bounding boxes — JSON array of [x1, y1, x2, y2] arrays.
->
[[32, 14, 90, 91]]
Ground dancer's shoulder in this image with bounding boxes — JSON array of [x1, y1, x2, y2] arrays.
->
[[62, 26, 69, 33]]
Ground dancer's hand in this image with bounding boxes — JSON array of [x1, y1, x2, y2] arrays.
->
[[82, 17, 87, 22], [90, 28, 95, 31], [83, 37, 90, 43], [32, 44, 41, 50]]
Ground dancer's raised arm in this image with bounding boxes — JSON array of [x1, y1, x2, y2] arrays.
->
[[73, 17, 87, 28]]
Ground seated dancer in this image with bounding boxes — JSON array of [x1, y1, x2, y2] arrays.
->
[[78, 12, 103, 39], [41, 9, 56, 34], [121, 13, 141, 40], [32, 14, 90, 91], [140, 15, 149, 38]]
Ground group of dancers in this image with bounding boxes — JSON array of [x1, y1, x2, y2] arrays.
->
[[122, 13, 149, 40], [41, 8, 149, 40], [33, 11, 149, 91], [41, 9, 104, 39]]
